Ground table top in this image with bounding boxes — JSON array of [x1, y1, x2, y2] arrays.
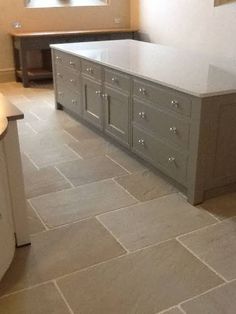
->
[[0, 94, 24, 140], [10, 28, 138, 38], [51, 39, 236, 98]]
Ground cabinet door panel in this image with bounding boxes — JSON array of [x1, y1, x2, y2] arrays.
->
[[104, 86, 129, 146], [82, 77, 103, 130]]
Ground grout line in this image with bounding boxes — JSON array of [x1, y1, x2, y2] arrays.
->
[[96, 216, 130, 253], [29, 110, 41, 121], [105, 154, 131, 174], [25, 122, 38, 134], [176, 220, 221, 240], [111, 177, 140, 203], [54, 165, 75, 188], [53, 281, 75, 314], [177, 305, 187, 314], [0, 280, 54, 300], [156, 305, 180, 314], [205, 211, 221, 222], [63, 143, 83, 160], [28, 200, 49, 231], [23, 152, 40, 170], [176, 238, 228, 283], [63, 129, 80, 143]]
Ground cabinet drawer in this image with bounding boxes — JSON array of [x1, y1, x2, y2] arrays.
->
[[133, 79, 192, 117], [132, 126, 188, 185], [133, 99, 190, 149], [54, 51, 81, 72], [105, 68, 130, 92], [56, 83, 81, 115], [82, 60, 102, 81], [55, 65, 81, 92]]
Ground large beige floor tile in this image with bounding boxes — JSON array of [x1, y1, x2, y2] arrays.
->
[[179, 217, 236, 281], [57, 240, 222, 314], [30, 180, 137, 227], [28, 116, 79, 132], [106, 149, 146, 173], [115, 169, 176, 201], [27, 203, 45, 235], [182, 280, 236, 314], [65, 125, 100, 141], [57, 156, 127, 186], [68, 138, 117, 159], [24, 166, 71, 199], [0, 219, 125, 296], [99, 193, 217, 251], [199, 192, 236, 220], [0, 283, 70, 314]]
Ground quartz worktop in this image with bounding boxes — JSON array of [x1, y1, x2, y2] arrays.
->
[[51, 39, 236, 97]]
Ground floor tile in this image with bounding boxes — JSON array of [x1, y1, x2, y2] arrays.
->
[[99, 193, 217, 251], [0, 219, 125, 296], [106, 149, 146, 173], [179, 217, 236, 281], [24, 166, 71, 199], [57, 240, 222, 314], [30, 180, 137, 227], [0, 283, 70, 314], [115, 169, 176, 202], [68, 138, 117, 159], [65, 125, 100, 141], [199, 192, 236, 220], [161, 308, 184, 314], [182, 280, 236, 314], [28, 116, 79, 132], [57, 156, 127, 186], [27, 203, 46, 235]]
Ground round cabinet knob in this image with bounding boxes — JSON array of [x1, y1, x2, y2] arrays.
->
[[57, 73, 62, 78], [138, 87, 146, 95], [72, 99, 77, 105], [111, 77, 118, 84], [169, 126, 177, 134], [86, 67, 93, 74], [102, 93, 109, 100], [138, 112, 146, 119], [138, 139, 145, 146], [168, 157, 176, 163], [70, 79, 75, 83], [96, 90, 102, 96], [171, 100, 179, 108], [69, 61, 75, 66]]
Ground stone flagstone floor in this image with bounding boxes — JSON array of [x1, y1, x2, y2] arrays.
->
[[0, 81, 236, 314]]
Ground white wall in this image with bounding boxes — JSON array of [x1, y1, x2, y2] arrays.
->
[[135, 0, 236, 58]]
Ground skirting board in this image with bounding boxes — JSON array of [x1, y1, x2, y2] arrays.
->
[[0, 69, 15, 83]]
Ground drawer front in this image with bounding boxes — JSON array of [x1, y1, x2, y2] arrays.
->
[[56, 82, 81, 115], [55, 65, 81, 92], [82, 60, 102, 82], [132, 126, 188, 185], [133, 99, 190, 149], [54, 51, 81, 71], [133, 79, 192, 117], [105, 68, 130, 92]]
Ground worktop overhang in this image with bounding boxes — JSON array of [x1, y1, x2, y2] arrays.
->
[[51, 40, 236, 98]]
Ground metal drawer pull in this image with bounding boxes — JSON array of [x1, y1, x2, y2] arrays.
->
[[102, 93, 109, 100], [96, 90, 102, 96], [168, 157, 176, 163], [111, 77, 118, 83], [138, 139, 145, 146], [169, 127, 177, 134], [72, 99, 77, 104], [69, 61, 75, 66], [70, 79, 75, 83], [138, 112, 146, 119], [138, 87, 147, 95], [171, 100, 179, 108], [86, 67, 93, 74]]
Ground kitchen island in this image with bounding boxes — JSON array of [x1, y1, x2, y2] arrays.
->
[[51, 40, 236, 204]]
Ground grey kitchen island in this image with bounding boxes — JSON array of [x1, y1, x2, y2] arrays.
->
[[50, 40, 236, 205]]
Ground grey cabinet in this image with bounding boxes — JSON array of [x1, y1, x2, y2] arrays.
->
[[82, 77, 103, 130], [104, 86, 130, 147]]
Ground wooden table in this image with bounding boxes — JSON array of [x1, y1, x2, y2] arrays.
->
[[10, 28, 138, 87]]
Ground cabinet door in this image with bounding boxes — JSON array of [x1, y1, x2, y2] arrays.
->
[[0, 143, 15, 280], [104, 86, 130, 146], [82, 77, 103, 130]]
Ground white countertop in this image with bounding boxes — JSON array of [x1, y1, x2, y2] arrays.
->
[[51, 40, 236, 97]]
